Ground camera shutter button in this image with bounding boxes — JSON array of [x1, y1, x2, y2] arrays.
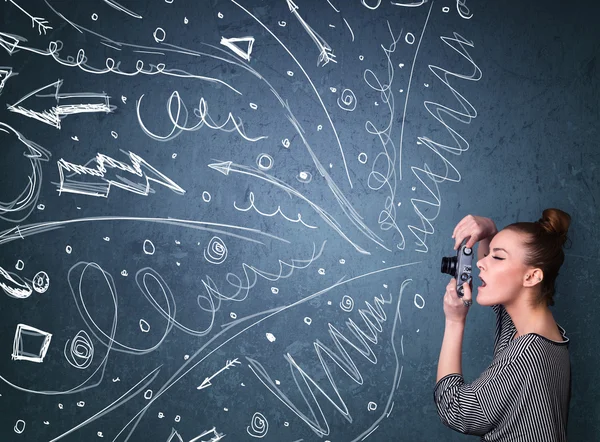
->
[[464, 247, 472, 255]]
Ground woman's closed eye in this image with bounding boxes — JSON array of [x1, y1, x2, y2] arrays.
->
[[484, 253, 505, 260]]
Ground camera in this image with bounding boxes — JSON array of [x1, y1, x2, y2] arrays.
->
[[441, 245, 473, 297]]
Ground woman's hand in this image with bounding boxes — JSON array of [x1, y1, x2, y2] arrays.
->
[[452, 215, 498, 250], [443, 278, 472, 323]]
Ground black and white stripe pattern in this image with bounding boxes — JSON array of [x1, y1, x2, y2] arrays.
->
[[434, 304, 571, 441]]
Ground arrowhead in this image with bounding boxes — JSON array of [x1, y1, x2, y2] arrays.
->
[[0, 67, 16, 94], [220, 36, 255, 61], [197, 378, 212, 390], [287, 0, 299, 11], [0, 32, 23, 55], [208, 161, 232, 176], [7, 80, 63, 128]]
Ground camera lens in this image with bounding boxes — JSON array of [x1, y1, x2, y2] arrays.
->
[[441, 257, 457, 276]]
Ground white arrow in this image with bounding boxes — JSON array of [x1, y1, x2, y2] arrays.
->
[[197, 358, 241, 390], [8, 79, 115, 129]]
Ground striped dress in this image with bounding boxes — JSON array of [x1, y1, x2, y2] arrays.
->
[[434, 304, 571, 441]]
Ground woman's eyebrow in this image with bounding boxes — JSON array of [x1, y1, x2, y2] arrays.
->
[[492, 247, 510, 255]]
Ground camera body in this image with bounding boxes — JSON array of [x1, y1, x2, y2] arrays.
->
[[441, 245, 473, 297]]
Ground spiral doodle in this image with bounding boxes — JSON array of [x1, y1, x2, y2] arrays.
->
[[203, 236, 228, 264], [337, 88, 357, 111], [247, 412, 269, 438], [340, 295, 355, 312], [64, 330, 94, 369]]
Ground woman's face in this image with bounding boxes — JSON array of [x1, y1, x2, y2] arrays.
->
[[475, 229, 532, 306]]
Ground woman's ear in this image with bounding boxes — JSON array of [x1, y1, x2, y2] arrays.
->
[[524, 269, 543, 287]]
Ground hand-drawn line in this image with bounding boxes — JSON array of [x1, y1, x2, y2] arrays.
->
[[343, 18, 354, 42], [234, 191, 318, 229], [398, 1, 433, 180], [166, 429, 183, 442], [220, 36, 255, 61], [134, 242, 324, 343], [360, 0, 381, 10], [247, 412, 269, 438], [110, 262, 418, 442], [0, 66, 17, 94], [0, 217, 289, 249], [0, 25, 241, 94], [197, 358, 241, 390], [56, 150, 185, 198], [5, 0, 52, 34], [0, 265, 32, 298], [456, 0, 473, 19], [286, 0, 336, 66], [12, 324, 52, 363], [101, 0, 143, 19], [326, 0, 340, 12], [361, 424, 379, 440], [247, 279, 411, 440], [0, 122, 51, 223], [362, 22, 406, 249], [189, 427, 226, 442], [48, 366, 161, 442], [132, 49, 165, 55], [390, 0, 427, 6], [231, 0, 353, 187], [7, 79, 115, 129], [136, 92, 267, 143], [210, 160, 369, 254], [409, 32, 481, 252], [64, 330, 94, 369], [100, 40, 123, 51]]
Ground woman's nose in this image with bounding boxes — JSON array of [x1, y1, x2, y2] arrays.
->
[[477, 259, 484, 270]]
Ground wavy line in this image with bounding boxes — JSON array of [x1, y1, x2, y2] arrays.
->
[[234, 191, 317, 229]]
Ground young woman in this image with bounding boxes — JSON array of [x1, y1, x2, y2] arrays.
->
[[434, 209, 571, 441]]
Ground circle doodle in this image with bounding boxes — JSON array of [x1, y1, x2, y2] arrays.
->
[[204, 237, 227, 264], [153, 28, 166, 43], [14, 419, 26, 434], [32, 271, 50, 293], [414, 293, 425, 309], [143, 239, 155, 255], [296, 171, 313, 184], [256, 153, 274, 171]]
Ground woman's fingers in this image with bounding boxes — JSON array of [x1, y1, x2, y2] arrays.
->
[[453, 215, 485, 250], [461, 282, 472, 304]]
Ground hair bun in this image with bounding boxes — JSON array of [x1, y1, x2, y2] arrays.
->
[[538, 208, 571, 247]]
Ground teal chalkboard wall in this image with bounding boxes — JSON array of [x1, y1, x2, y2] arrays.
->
[[0, 0, 598, 440]]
